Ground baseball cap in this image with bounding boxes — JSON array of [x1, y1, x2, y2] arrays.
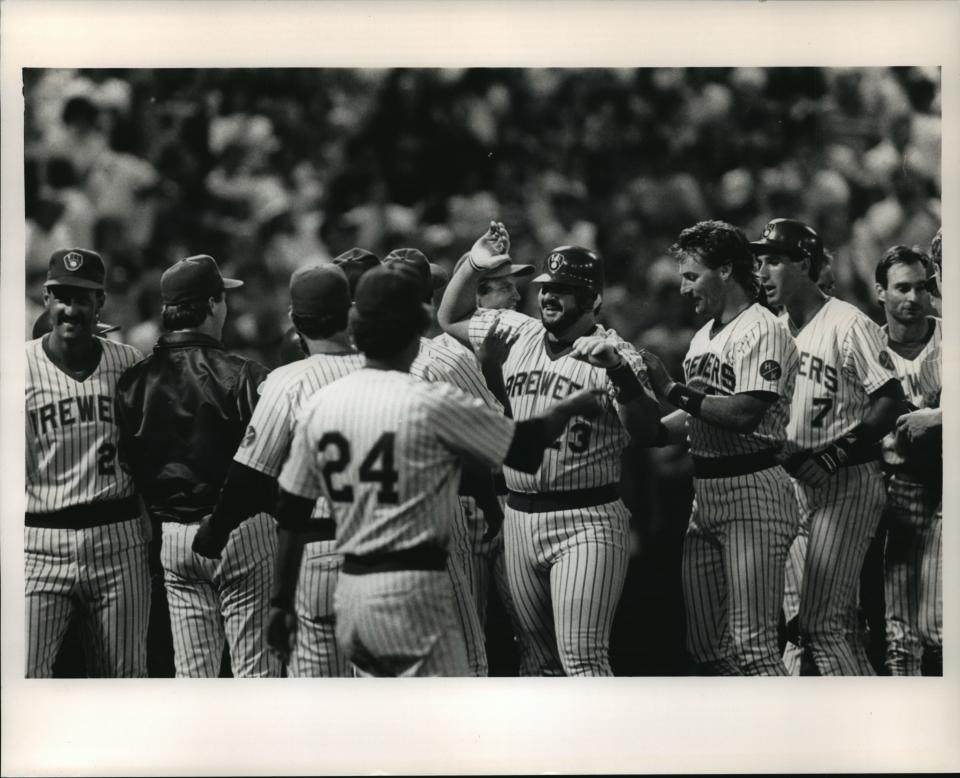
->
[[289, 264, 350, 318], [333, 247, 380, 300], [453, 251, 534, 280], [749, 218, 825, 263], [531, 245, 604, 291], [383, 247, 443, 303], [44, 248, 106, 290], [160, 254, 243, 305]]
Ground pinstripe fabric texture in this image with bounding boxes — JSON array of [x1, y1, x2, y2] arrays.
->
[[678, 304, 800, 675], [411, 335, 505, 676], [783, 463, 886, 675], [781, 297, 898, 675], [465, 309, 648, 675], [279, 369, 515, 677], [334, 571, 468, 677], [878, 318, 941, 674], [25, 336, 149, 678], [503, 502, 630, 676], [234, 351, 365, 677], [25, 519, 150, 677], [682, 467, 799, 675], [160, 513, 280, 677]]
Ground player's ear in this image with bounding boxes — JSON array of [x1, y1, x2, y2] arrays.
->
[[875, 282, 886, 305], [718, 263, 732, 281]]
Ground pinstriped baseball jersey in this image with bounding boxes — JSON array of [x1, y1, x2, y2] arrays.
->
[[234, 351, 366, 515], [279, 369, 515, 556], [26, 336, 143, 513], [682, 303, 799, 457], [880, 318, 941, 467], [412, 336, 502, 411], [784, 298, 897, 450], [467, 309, 647, 493]]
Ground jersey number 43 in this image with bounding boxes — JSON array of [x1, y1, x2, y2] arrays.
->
[[317, 432, 399, 504]]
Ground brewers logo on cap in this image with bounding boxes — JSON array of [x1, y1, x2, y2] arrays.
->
[[547, 253, 564, 272], [63, 251, 84, 271]]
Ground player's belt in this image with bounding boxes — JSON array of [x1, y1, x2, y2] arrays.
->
[[25, 496, 140, 529], [506, 484, 619, 513], [291, 518, 336, 543], [692, 450, 779, 479], [342, 545, 447, 575]]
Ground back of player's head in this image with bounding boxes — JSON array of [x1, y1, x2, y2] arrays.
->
[[289, 264, 351, 339], [671, 220, 758, 296], [874, 244, 931, 289], [383, 247, 441, 304], [350, 265, 431, 359], [749, 218, 826, 281], [333, 247, 380, 301]]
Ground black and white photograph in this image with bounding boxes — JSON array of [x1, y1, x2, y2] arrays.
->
[[2, 1, 958, 774]]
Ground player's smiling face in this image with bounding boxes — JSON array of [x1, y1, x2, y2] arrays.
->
[[879, 261, 929, 325], [43, 285, 103, 342], [538, 282, 591, 334], [756, 253, 803, 307], [479, 277, 521, 310], [677, 253, 725, 320]]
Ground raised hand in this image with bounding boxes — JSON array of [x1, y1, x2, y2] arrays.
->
[[637, 348, 673, 396], [478, 316, 520, 366], [469, 220, 512, 271]]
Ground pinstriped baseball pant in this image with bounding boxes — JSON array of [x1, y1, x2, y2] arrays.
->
[[288, 541, 350, 677], [160, 513, 281, 678], [783, 463, 886, 675], [334, 570, 469, 677], [447, 498, 488, 676], [883, 475, 943, 676], [683, 466, 798, 676], [503, 501, 630, 677], [25, 518, 150, 678]]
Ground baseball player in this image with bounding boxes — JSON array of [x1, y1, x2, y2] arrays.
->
[[194, 263, 364, 677], [430, 251, 534, 668], [753, 218, 905, 676], [266, 264, 605, 676], [637, 220, 801, 676], [383, 246, 507, 676], [438, 222, 661, 676], [115, 254, 279, 678], [874, 245, 942, 675], [25, 248, 150, 677]]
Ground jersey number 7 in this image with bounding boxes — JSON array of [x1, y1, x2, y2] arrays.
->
[[317, 431, 400, 504]]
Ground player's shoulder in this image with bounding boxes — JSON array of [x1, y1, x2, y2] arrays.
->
[[826, 297, 874, 328], [100, 337, 144, 364]]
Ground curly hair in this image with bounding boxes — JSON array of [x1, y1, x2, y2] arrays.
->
[[161, 291, 222, 331], [669, 220, 759, 299], [874, 245, 931, 288]]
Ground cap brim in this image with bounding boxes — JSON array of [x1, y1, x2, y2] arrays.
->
[[223, 278, 244, 289], [96, 323, 120, 335], [530, 272, 553, 284], [487, 263, 535, 279], [44, 278, 104, 290], [749, 240, 802, 259]]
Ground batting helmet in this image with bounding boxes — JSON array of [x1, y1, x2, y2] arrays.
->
[[749, 218, 825, 265], [531, 246, 604, 292]]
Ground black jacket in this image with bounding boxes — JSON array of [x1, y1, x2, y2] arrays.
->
[[115, 331, 268, 523]]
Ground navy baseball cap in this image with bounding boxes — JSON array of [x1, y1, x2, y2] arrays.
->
[[333, 247, 380, 300], [531, 246, 604, 291], [289, 264, 350, 318], [383, 247, 445, 303], [354, 264, 426, 323], [750, 219, 825, 263], [44, 248, 106, 290], [160, 254, 243, 305]]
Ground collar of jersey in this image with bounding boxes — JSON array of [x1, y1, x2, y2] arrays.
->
[[156, 331, 224, 350]]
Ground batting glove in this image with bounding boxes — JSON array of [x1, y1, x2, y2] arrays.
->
[[469, 221, 512, 272]]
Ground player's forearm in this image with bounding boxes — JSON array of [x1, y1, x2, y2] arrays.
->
[[269, 489, 315, 609], [664, 382, 770, 434], [858, 380, 909, 443], [209, 462, 279, 533], [437, 259, 479, 335], [616, 393, 663, 444], [479, 354, 513, 418]]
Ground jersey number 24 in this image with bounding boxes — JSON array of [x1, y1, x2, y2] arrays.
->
[[317, 432, 399, 504]]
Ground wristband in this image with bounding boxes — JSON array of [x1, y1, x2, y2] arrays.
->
[[666, 382, 705, 417], [606, 360, 646, 402]]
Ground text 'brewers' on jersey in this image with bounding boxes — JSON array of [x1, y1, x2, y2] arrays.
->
[[682, 303, 799, 457], [26, 337, 144, 513], [278, 368, 515, 556], [466, 307, 648, 493]]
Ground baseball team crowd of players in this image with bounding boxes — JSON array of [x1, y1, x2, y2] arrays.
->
[[25, 214, 942, 677]]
